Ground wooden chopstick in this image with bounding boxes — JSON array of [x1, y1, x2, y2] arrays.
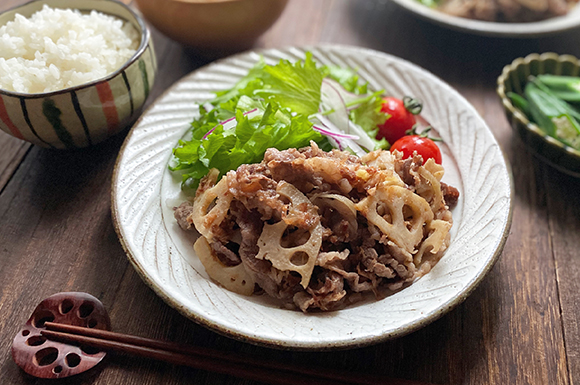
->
[[42, 322, 436, 385]]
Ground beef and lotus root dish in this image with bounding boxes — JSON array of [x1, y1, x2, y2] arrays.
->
[[419, 0, 578, 22], [171, 53, 459, 312]]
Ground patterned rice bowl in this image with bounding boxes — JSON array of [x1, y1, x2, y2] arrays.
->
[[0, 0, 156, 149], [497, 52, 580, 177]]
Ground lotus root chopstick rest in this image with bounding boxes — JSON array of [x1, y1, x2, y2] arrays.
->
[[12, 292, 111, 379]]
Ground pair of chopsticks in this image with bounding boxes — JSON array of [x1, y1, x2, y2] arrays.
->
[[42, 322, 436, 385]]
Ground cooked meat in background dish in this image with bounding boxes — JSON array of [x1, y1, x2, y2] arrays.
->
[[175, 143, 459, 312], [437, 0, 577, 21]]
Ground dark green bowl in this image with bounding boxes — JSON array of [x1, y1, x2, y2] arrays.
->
[[497, 52, 580, 177]]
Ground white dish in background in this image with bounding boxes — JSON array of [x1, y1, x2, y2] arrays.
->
[[111, 45, 513, 350], [391, 0, 580, 37]]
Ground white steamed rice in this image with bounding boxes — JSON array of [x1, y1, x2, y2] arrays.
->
[[0, 5, 139, 94]]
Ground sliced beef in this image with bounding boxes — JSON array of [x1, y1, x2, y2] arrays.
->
[[174, 201, 194, 231], [210, 241, 241, 266], [230, 202, 301, 301], [362, 248, 396, 279], [440, 0, 572, 21], [182, 145, 458, 312], [441, 182, 460, 209], [226, 163, 282, 221], [264, 147, 322, 192], [394, 154, 423, 187], [294, 270, 346, 312]]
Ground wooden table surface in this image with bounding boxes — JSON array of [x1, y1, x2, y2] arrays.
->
[[2, 0, 580, 384]]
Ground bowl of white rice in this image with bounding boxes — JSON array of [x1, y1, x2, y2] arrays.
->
[[0, 0, 156, 149]]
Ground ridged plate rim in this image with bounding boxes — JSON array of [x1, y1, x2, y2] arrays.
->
[[111, 44, 513, 350]]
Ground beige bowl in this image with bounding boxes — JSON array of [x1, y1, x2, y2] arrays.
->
[[134, 0, 288, 50], [0, 0, 156, 149], [497, 52, 580, 177]]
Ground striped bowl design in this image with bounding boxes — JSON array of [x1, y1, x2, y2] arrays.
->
[[0, 0, 156, 149], [497, 52, 580, 177]]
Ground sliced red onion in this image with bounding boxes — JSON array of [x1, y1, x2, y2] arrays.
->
[[322, 78, 362, 103], [220, 115, 237, 125], [202, 108, 259, 140], [328, 137, 344, 151], [202, 126, 217, 140], [339, 137, 367, 157], [319, 81, 379, 151], [321, 79, 350, 133], [322, 78, 366, 111], [347, 121, 376, 151], [313, 125, 359, 140], [312, 113, 367, 157]]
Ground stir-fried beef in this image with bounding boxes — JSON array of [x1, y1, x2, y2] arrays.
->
[[395, 154, 423, 187], [439, 0, 575, 21], [174, 202, 194, 231], [441, 182, 460, 209], [210, 241, 241, 266], [174, 144, 459, 311]]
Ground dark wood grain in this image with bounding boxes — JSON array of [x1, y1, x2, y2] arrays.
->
[[1, 0, 580, 384], [545, 172, 580, 384], [0, 132, 29, 193]]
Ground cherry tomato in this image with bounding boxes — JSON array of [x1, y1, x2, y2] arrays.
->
[[390, 135, 442, 165], [376, 97, 417, 144]]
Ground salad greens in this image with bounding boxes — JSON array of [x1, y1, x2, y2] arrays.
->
[[415, 0, 440, 7], [508, 75, 580, 151], [170, 52, 388, 191]]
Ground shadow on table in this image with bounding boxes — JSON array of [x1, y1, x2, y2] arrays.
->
[[508, 131, 580, 227]]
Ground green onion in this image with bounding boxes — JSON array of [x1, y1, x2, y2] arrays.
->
[[537, 75, 580, 102], [512, 75, 580, 150]]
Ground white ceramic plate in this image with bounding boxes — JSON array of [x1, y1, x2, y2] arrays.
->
[[112, 45, 513, 350], [391, 0, 580, 37]]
